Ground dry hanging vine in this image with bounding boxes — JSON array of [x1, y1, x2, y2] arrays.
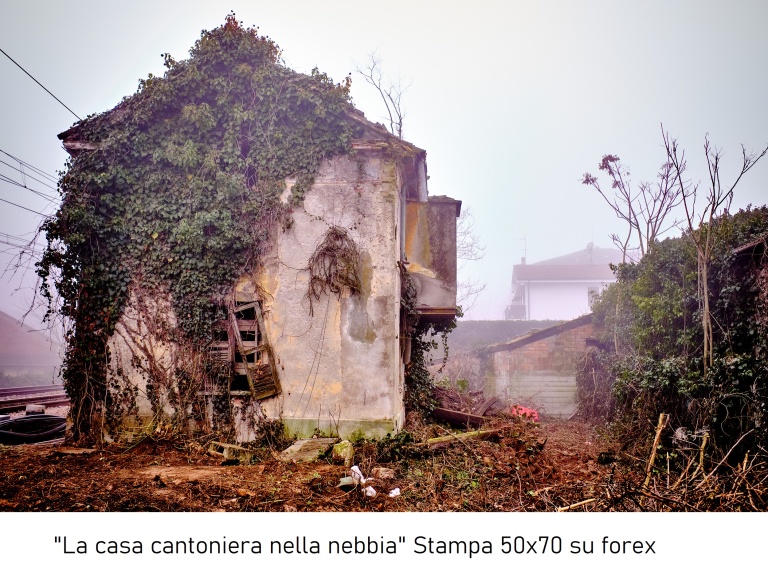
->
[[305, 226, 362, 315]]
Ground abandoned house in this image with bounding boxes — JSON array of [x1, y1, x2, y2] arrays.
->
[[45, 19, 460, 441]]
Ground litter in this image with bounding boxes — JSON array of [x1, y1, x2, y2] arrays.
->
[[388, 488, 401, 498], [363, 486, 377, 497], [350, 465, 368, 484], [510, 405, 540, 422]]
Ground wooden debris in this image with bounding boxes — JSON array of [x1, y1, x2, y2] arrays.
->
[[53, 447, 97, 456], [529, 485, 555, 497], [414, 428, 501, 449], [473, 396, 502, 417], [432, 407, 487, 429], [557, 498, 597, 512], [643, 413, 669, 490]]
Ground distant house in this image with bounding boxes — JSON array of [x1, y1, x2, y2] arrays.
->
[[505, 244, 623, 320]]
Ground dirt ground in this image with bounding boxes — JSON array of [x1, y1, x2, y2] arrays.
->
[[0, 417, 647, 512]]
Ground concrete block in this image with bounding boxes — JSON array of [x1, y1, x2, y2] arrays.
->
[[280, 437, 338, 463], [332, 440, 354, 467]]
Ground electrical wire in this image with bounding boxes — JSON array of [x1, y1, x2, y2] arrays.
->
[[0, 195, 50, 217], [0, 160, 57, 192], [0, 47, 82, 121], [0, 231, 42, 249], [0, 172, 58, 203], [0, 148, 58, 182], [0, 240, 42, 256]]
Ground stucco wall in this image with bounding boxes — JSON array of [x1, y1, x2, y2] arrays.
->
[[255, 151, 404, 438], [105, 149, 408, 440], [486, 322, 593, 417]]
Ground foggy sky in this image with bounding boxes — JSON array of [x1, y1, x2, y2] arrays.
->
[[2, 0, 768, 328]]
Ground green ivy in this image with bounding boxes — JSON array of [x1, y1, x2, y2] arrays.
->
[[400, 265, 459, 415], [37, 14, 361, 441]]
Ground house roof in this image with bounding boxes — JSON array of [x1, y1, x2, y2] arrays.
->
[[512, 244, 620, 283], [732, 234, 768, 256], [59, 103, 424, 159], [479, 314, 593, 355], [534, 245, 624, 266]]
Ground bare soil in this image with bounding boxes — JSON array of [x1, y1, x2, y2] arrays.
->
[[0, 418, 641, 512]]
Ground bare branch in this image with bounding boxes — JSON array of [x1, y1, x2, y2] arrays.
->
[[455, 206, 486, 313], [665, 129, 768, 373], [354, 52, 408, 139], [585, 126, 688, 261], [456, 206, 485, 262]]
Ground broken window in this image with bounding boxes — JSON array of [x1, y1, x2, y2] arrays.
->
[[208, 299, 280, 399]]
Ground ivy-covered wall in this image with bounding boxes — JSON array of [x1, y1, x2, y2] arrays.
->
[[38, 15, 453, 442]]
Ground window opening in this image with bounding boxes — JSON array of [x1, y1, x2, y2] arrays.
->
[[207, 298, 279, 399]]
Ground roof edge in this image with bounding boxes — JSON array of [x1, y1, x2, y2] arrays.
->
[[479, 314, 593, 355]]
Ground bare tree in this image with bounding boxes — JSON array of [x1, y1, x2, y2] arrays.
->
[[582, 125, 686, 353], [355, 52, 407, 139], [582, 126, 685, 262], [664, 131, 768, 373], [456, 206, 486, 313]]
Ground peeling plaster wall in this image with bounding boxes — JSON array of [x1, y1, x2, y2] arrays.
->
[[256, 151, 404, 438], [403, 197, 459, 316], [103, 149, 429, 440]]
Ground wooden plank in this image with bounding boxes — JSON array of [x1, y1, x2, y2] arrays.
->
[[473, 396, 501, 416], [432, 407, 487, 428], [413, 428, 502, 449]]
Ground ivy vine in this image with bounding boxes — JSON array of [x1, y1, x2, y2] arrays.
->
[[37, 14, 361, 441], [400, 265, 460, 415]]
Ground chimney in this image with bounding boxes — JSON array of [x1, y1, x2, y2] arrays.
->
[[521, 257, 526, 265]]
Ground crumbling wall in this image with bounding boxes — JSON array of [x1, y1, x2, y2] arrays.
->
[[486, 323, 594, 417], [403, 196, 460, 318], [255, 150, 405, 438]]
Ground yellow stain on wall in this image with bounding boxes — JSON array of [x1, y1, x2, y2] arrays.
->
[[406, 262, 437, 278], [404, 202, 432, 269]]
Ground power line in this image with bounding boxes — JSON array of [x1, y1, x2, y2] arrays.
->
[[0, 160, 57, 192], [0, 47, 82, 121], [0, 196, 51, 217], [0, 148, 58, 183], [0, 239, 42, 254], [0, 231, 44, 247], [0, 172, 58, 202], [0, 231, 33, 244]]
